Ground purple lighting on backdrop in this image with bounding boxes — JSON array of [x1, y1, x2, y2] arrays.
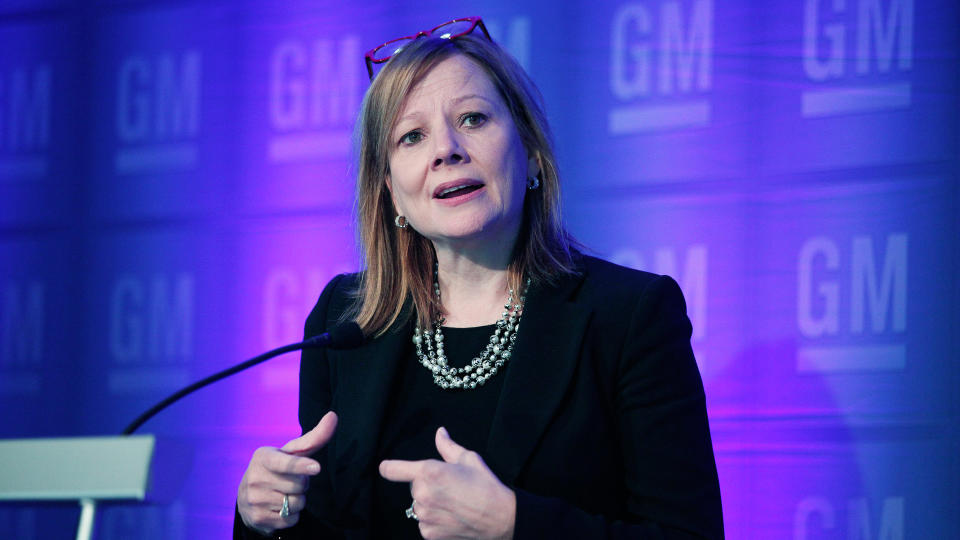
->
[[0, 0, 957, 538]]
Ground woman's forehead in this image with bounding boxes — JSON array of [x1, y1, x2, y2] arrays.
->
[[400, 55, 500, 112]]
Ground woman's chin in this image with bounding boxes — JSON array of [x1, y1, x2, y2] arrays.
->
[[431, 224, 520, 251], [433, 229, 490, 245]]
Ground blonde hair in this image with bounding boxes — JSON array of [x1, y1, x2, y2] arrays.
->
[[351, 34, 578, 337]]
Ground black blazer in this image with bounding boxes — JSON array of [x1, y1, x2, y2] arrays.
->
[[236, 256, 723, 539]]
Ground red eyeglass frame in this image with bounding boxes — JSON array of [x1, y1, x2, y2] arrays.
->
[[364, 16, 492, 80]]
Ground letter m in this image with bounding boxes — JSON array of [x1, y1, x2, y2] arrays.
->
[[857, 0, 914, 74], [659, 0, 713, 94], [9, 66, 52, 151], [851, 233, 907, 334], [1, 281, 44, 366], [148, 274, 194, 360], [155, 51, 202, 138]]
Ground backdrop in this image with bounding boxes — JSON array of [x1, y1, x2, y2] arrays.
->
[[0, 0, 957, 538]]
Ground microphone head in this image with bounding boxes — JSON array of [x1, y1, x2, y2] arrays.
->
[[327, 322, 365, 350]]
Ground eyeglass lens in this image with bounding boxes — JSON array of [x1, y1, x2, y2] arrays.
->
[[369, 19, 476, 62]]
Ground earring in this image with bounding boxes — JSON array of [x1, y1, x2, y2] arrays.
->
[[395, 215, 408, 229], [527, 176, 540, 190]]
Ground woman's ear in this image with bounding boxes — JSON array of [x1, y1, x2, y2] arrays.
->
[[385, 175, 403, 215], [527, 154, 542, 179]]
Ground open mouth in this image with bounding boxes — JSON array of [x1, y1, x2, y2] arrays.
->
[[434, 182, 485, 200]]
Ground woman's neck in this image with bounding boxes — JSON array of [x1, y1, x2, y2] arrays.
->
[[433, 247, 513, 328]]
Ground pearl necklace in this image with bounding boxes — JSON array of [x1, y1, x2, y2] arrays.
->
[[412, 268, 529, 390]]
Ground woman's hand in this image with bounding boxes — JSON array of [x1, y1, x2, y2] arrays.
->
[[379, 427, 516, 540], [237, 411, 338, 536]]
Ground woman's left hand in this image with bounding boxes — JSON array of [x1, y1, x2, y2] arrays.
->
[[379, 427, 516, 540]]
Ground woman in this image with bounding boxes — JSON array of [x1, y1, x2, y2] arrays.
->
[[236, 17, 723, 539]]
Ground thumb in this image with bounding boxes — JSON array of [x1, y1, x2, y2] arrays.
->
[[282, 411, 338, 455], [435, 426, 468, 464]]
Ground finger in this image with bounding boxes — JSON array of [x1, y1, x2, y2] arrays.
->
[[282, 411, 338, 455], [269, 492, 305, 530], [277, 492, 306, 515], [379, 459, 424, 483], [262, 449, 320, 476], [263, 473, 310, 495], [277, 504, 301, 530], [434, 426, 468, 464]]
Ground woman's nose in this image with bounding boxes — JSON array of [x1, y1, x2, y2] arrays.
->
[[432, 126, 466, 168]]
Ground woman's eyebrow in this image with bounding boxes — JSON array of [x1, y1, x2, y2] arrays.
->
[[395, 111, 423, 126], [451, 94, 495, 106], [395, 94, 495, 127]]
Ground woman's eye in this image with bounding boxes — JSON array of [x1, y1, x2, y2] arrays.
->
[[461, 112, 487, 128], [399, 130, 423, 146]]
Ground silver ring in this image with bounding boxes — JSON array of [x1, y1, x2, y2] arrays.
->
[[279, 494, 290, 517], [405, 500, 419, 521]]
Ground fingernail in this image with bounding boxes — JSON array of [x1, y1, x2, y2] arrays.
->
[[308, 462, 320, 474], [438, 426, 448, 437]]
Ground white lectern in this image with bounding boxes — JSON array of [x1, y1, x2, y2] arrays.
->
[[0, 436, 161, 540], [0, 328, 353, 539]]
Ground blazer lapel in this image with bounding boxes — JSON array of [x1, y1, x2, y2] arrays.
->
[[485, 270, 591, 485], [329, 317, 411, 525], [326, 267, 592, 524]]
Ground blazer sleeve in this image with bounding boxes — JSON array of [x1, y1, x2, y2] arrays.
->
[[512, 275, 724, 539], [233, 274, 351, 540]]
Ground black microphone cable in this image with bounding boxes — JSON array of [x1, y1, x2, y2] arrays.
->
[[122, 322, 363, 435]]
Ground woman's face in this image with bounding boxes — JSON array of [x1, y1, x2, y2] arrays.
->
[[386, 54, 537, 249]]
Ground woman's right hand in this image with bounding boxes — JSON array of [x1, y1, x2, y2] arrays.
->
[[237, 411, 338, 536]]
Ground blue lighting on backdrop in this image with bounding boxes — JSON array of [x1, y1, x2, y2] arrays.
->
[[1, 0, 957, 538]]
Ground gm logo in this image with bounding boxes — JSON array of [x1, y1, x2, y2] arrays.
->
[[801, 0, 913, 117], [610, 245, 708, 362], [114, 51, 202, 175], [262, 267, 330, 348], [268, 36, 361, 163], [0, 280, 44, 395], [0, 66, 51, 180], [794, 496, 904, 540], [608, 0, 713, 134], [796, 233, 907, 373], [260, 266, 350, 390], [108, 274, 194, 393]]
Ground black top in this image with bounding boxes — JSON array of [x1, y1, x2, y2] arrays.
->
[[372, 324, 507, 538], [234, 255, 723, 540]]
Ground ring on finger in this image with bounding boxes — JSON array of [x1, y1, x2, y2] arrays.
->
[[279, 494, 290, 518], [405, 500, 419, 521]]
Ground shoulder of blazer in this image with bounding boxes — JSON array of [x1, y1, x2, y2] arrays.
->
[[574, 255, 669, 306], [305, 258, 673, 337], [304, 272, 363, 338]]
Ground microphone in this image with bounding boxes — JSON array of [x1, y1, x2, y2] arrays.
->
[[122, 322, 364, 435], [303, 321, 365, 349]]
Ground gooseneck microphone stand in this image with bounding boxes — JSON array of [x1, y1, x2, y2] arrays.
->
[[71, 323, 364, 540]]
